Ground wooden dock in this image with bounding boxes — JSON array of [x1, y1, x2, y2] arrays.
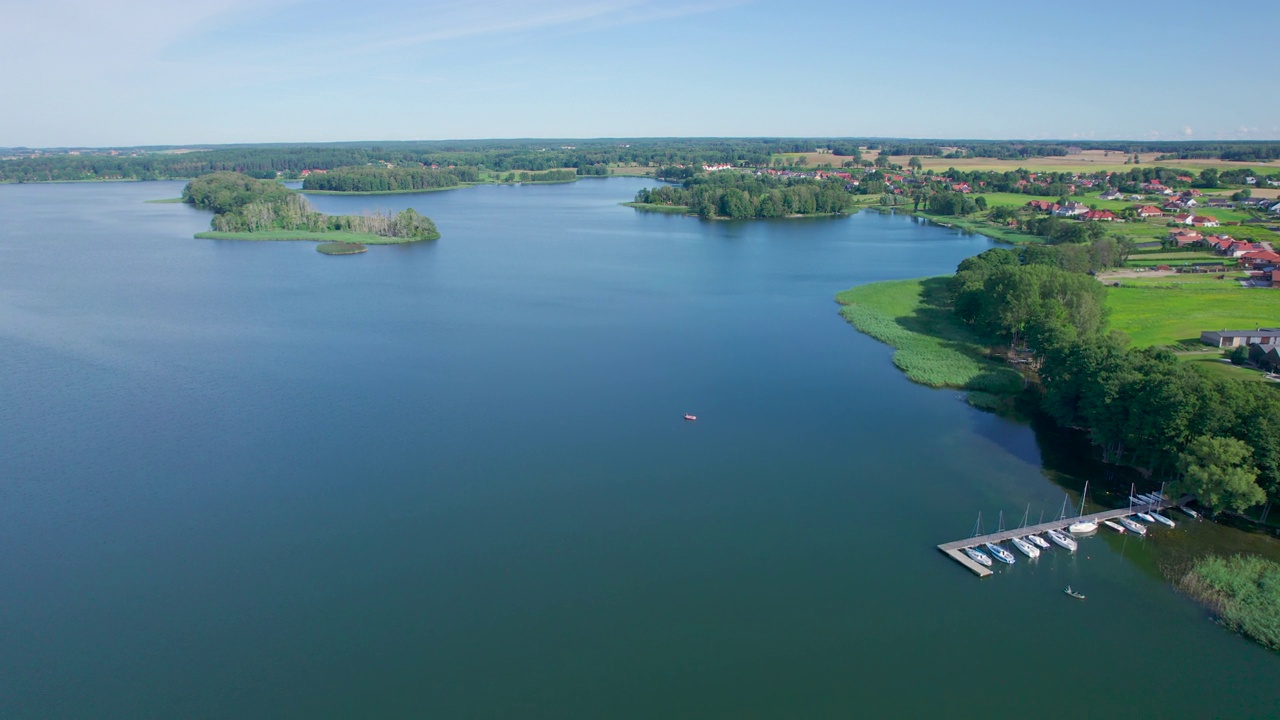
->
[[939, 496, 1189, 578]]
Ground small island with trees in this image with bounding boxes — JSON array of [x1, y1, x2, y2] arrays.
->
[[183, 172, 440, 253]]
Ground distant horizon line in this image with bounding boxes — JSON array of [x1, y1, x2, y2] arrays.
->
[[5, 136, 1280, 152]]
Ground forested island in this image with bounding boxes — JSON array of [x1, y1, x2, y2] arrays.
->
[[301, 165, 476, 193], [183, 172, 439, 250], [630, 171, 857, 218]]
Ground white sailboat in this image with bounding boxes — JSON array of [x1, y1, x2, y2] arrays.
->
[[1046, 528, 1077, 551], [1010, 535, 1040, 558], [1103, 519, 1126, 533], [1180, 505, 1200, 519], [1012, 506, 1042, 557], [1150, 483, 1175, 527], [1068, 481, 1098, 534], [1118, 516, 1147, 534], [1027, 534, 1052, 550], [985, 541, 1016, 564], [965, 546, 993, 567]]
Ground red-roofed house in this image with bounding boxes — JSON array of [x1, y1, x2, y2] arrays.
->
[[1191, 215, 1220, 228], [1082, 210, 1117, 221], [1241, 251, 1280, 268], [1135, 205, 1164, 218], [1170, 230, 1203, 246], [1172, 213, 1195, 225]]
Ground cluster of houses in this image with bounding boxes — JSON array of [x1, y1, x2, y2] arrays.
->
[[1200, 329, 1280, 373]]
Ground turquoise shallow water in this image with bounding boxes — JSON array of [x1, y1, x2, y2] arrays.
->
[[1, 178, 1277, 718]]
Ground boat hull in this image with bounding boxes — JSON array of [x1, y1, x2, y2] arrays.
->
[[1103, 520, 1126, 533]]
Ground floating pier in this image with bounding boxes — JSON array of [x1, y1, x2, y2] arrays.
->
[[939, 495, 1189, 578]]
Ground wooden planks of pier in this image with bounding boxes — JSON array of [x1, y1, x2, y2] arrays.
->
[[938, 496, 1190, 578]]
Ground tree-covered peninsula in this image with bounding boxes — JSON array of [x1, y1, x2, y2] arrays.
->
[[630, 171, 857, 219], [183, 172, 439, 245]]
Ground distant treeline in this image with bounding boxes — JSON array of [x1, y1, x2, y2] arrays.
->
[[302, 166, 473, 192], [184, 172, 438, 239], [7, 138, 1280, 183], [951, 247, 1280, 512], [634, 172, 855, 219]]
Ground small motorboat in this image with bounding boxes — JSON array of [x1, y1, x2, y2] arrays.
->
[[1026, 534, 1051, 550], [985, 541, 1016, 564], [1136, 512, 1156, 523], [1151, 512, 1175, 528], [1064, 586, 1086, 600], [1103, 519, 1126, 533], [1118, 516, 1147, 535], [964, 547, 993, 567], [1010, 536, 1040, 559], [1180, 506, 1200, 519], [683, 414, 697, 421], [1046, 529, 1077, 551]]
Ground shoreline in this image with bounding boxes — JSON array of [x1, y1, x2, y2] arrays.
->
[[194, 229, 439, 244]]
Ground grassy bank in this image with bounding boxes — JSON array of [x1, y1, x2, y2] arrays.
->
[[316, 242, 367, 255], [622, 202, 691, 214], [144, 197, 184, 203], [1179, 555, 1280, 651], [835, 277, 1023, 393], [195, 229, 438, 244]]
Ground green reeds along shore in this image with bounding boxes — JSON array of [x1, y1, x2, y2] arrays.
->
[[1180, 555, 1280, 652], [316, 242, 367, 255], [835, 276, 1022, 394]]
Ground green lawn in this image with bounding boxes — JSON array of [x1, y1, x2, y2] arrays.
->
[[1177, 353, 1270, 382], [1106, 284, 1280, 346], [835, 277, 1023, 393], [194, 230, 437, 244]]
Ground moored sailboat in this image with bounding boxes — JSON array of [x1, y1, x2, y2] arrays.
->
[[1103, 519, 1126, 533], [1118, 516, 1147, 534], [1010, 535, 1040, 558], [1046, 529, 1077, 551], [985, 541, 1016, 564], [965, 546, 993, 567], [1068, 481, 1097, 534]]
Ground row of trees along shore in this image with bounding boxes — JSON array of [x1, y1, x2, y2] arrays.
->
[[301, 166, 476, 192], [183, 172, 438, 239], [634, 172, 855, 219], [951, 247, 1279, 514]]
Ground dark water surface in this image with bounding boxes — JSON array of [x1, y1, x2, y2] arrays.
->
[[2, 179, 1278, 718]]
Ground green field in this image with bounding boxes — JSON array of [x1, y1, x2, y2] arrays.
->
[[835, 277, 1023, 393], [194, 229, 438, 244], [1106, 284, 1280, 346]]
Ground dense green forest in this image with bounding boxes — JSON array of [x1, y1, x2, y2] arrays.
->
[[301, 166, 473, 192], [6, 138, 1280, 183], [950, 247, 1280, 512], [633, 172, 855, 218], [183, 172, 438, 239]]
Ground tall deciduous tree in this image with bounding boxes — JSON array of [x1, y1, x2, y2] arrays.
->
[[1176, 436, 1266, 514]]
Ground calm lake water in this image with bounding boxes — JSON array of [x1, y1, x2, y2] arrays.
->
[[1, 178, 1278, 718]]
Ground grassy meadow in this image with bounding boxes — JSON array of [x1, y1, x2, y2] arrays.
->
[[835, 277, 1023, 393], [1106, 284, 1280, 346]]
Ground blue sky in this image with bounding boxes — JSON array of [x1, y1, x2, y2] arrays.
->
[[5, 0, 1279, 146]]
